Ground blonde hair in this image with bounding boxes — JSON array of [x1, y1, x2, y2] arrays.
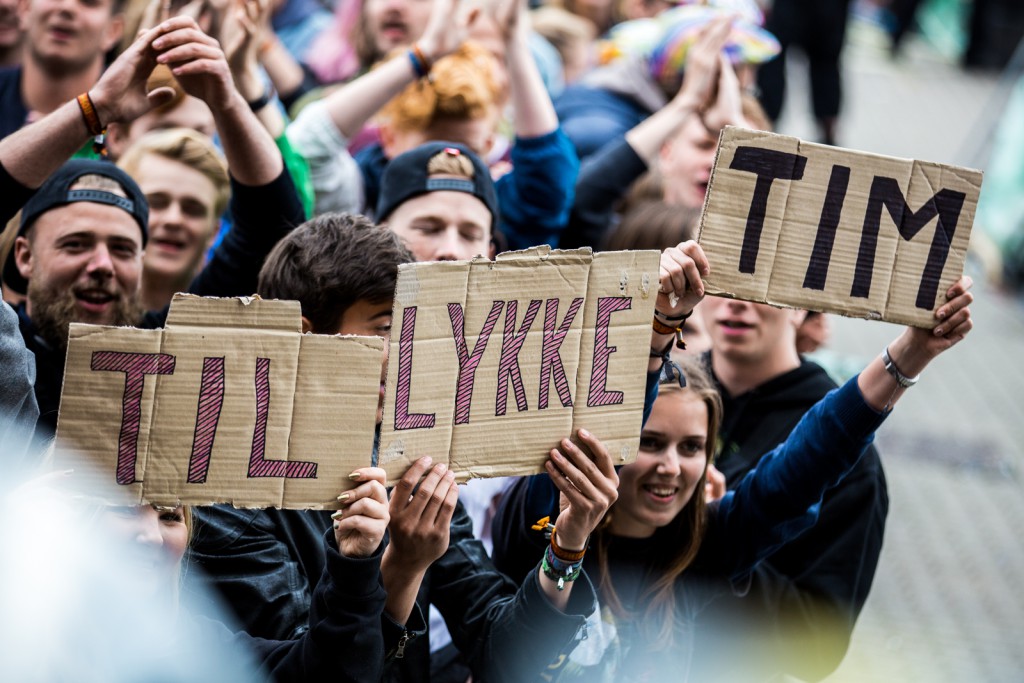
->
[[530, 6, 596, 64], [118, 128, 230, 219], [426, 150, 476, 178], [379, 42, 501, 133]]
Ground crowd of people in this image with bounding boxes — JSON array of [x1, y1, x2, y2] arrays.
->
[[0, 0, 976, 680]]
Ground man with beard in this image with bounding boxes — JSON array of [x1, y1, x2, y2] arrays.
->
[[0, 0, 125, 136], [0, 15, 304, 440]]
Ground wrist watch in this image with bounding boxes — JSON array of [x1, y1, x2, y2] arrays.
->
[[881, 346, 919, 388]]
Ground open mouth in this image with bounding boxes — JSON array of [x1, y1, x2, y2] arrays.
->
[[380, 20, 407, 41], [152, 236, 187, 254], [48, 25, 75, 41], [642, 484, 677, 503], [75, 289, 115, 313], [718, 319, 755, 338]]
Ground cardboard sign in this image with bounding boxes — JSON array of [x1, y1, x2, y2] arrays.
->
[[55, 294, 384, 509], [379, 247, 660, 484], [697, 127, 982, 327]]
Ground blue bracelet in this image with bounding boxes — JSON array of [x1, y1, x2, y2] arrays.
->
[[408, 49, 427, 78]]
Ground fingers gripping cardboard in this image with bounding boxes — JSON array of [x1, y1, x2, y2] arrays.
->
[[380, 247, 660, 485], [697, 127, 982, 327], [55, 294, 384, 508]]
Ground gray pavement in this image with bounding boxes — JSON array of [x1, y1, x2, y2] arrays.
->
[[773, 17, 1024, 683]]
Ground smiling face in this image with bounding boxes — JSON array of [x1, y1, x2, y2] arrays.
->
[[136, 154, 219, 287], [660, 116, 718, 209], [610, 389, 709, 539], [15, 198, 143, 349], [20, 0, 123, 75], [385, 189, 492, 262]]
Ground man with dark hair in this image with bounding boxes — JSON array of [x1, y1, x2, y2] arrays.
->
[[258, 213, 410, 338], [0, 16, 304, 438], [190, 142, 627, 683], [189, 213, 415, 646], [0, 0, 126, 136], [690, 297, 888, 681]]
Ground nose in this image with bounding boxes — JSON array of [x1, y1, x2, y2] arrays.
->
[[655, 450, 682, 478], [133, 508, 164, 547], [159, 200, 184, 227], [86, 243, 114, 278], [432, 226, 462, 262]]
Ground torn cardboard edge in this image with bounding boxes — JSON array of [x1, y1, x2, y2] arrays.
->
[[696, 127, 982, 328], [378, 247, 660, 486], [54, 294, 384, 509]]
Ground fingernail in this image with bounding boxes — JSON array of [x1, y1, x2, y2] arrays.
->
[[348, 471, 362, 481], [437, 462, 447, 474], [337, 493, 350, 502], [579, 428, 590, 439], [331, 510, 344, 520], [934, 327, 944, 336], [937, 308, 946, 319], [420, 455, 432, 466], [446, 470, 456, 481]]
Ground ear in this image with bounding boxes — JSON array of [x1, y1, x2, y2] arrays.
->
[[102, 12, 126, 54], [488, 237, 496, 259], [791, 309, 810, 327], [300, 315, 313, 334], [13, 235, 33, 281]]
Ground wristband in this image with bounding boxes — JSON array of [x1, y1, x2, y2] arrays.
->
[[651, 317, 687, 351], [654, 309, 692, 324], [247, 84, 276, 112], [881, 346, 918, 388], [76, 93, 104, 136], [550, 531, 586, 562], [408, 45, 429, 78], [542, 544, 582, 591]]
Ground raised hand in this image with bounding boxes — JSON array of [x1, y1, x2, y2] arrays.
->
[[701, 52, 745, 132], [657, 239, 710, 319], [888, 275, 975, 376], [417, 0, 480, 63], [385, 456, 459, 571], [152, 16, 239, 113], [672, 14, 734, 113], [546, 429, 619, 552], [333, 467, 390, 558]]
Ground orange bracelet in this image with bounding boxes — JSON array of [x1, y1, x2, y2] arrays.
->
[[651, 316, 677, 335], [551, 531, 586, 562], [76, 93, 104, 136]]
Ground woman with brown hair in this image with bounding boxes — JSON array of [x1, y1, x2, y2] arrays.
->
[[492, 252, 975, 680]]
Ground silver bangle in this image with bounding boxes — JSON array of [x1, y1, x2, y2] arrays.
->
[[881, 346, 918, 388]]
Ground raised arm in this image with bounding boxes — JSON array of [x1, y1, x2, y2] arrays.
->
[[857, 275, 974, 411], [560, 16, 737, 248], [153, 18, 282, 185], [0, 19, 191, 193]]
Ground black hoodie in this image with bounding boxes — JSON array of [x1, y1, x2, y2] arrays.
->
[[692, 355, 889, 682]]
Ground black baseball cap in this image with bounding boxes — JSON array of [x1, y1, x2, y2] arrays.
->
[[3, 159, 149, 295], [376, 141, 499, 225]]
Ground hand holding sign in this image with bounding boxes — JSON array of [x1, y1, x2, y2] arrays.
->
[[888, 274, 974, 377], [657, 240, 709, 319], [332, 467, 390, 558], [546, 429, 619, 553]]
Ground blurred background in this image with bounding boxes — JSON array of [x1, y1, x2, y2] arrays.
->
[[778, 1, 1024, 680]]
